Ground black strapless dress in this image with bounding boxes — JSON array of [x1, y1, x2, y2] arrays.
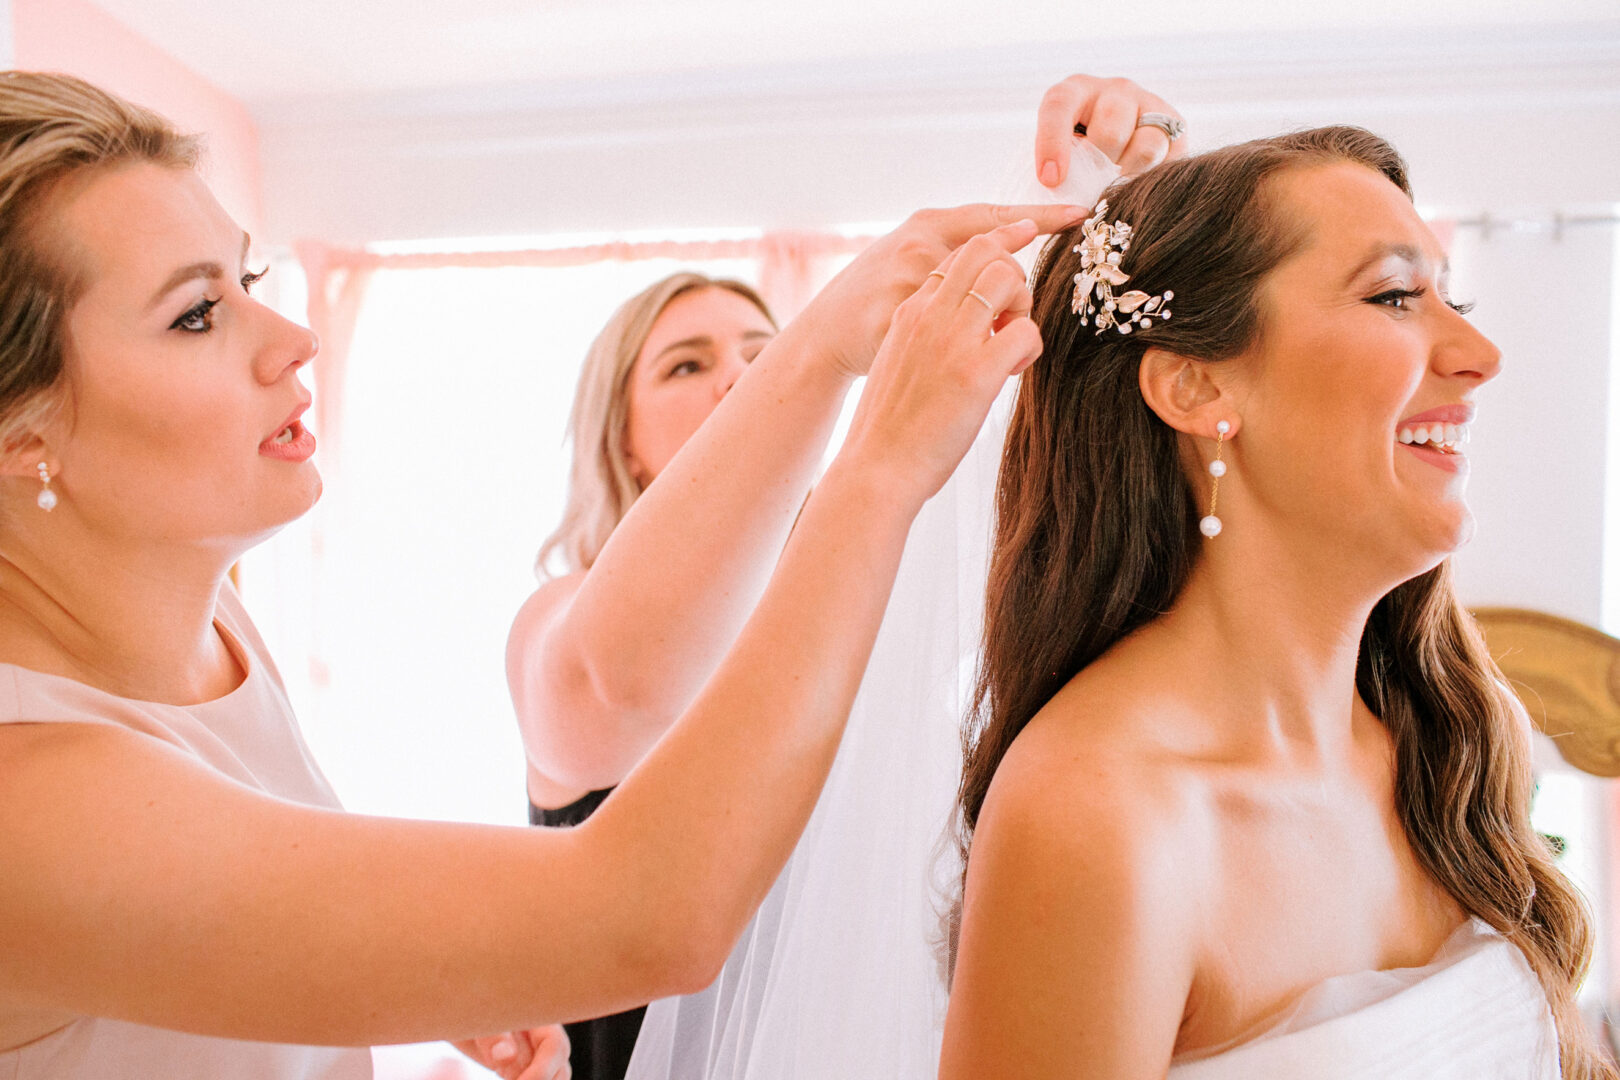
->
[[529, 788, 647, 1080]]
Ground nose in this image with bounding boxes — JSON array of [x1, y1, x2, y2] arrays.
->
[[716, 351, 749, 399], [253, 306, 320, 385], [1437, 308, 1502, 387]]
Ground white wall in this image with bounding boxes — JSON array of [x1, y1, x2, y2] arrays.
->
[[1449, 225, 1615, 623], [254, 25, 1620, 243]]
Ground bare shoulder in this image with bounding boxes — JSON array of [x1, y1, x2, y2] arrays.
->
[[979, 684, 1203, 902], [944, 687, 1204, 1076]]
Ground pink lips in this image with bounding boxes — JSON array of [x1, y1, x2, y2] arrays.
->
[[1399, 439, 1466, 475], [1397, 403, 1475, 427], [1395, 402, 1472, 477], [260, 401, 316, 462]]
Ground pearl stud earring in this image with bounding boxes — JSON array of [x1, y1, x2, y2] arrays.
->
[[1198, 421, 1229, 538], [36, 462, 56, 512]]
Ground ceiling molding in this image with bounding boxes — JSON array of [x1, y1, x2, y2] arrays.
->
[[256, 21, 1620, 244], [256, 22, 1620, 140]]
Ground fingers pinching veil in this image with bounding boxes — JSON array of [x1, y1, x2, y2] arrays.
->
[[625, 141, 1116, 1080]]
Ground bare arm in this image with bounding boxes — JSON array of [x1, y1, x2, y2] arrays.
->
[[0, 217, 1048, 1050], [507, 322, 850, 792], [509, 203, 1086, 792], [939, 730, 1197, 1079]]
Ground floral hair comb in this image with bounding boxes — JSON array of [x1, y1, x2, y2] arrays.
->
[[1071, 199, 1173, 335]]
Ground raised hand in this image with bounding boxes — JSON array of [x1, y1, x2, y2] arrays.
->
[[792, 203, 1084, 380], [1035, 74, 1187, 185], [834, 217, 1043, 507]]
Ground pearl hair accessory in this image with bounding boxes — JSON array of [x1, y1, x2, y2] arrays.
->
[[1199, 421, 1230, 538], [36, 461, 56, 512], [1070, 199, 1174, 336]]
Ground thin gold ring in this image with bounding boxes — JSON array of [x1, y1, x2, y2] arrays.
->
[[966, 290, 996, 314], [926, 270, 947, 281]]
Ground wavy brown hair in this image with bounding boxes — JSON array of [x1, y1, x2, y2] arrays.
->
[[954, 126, 1612, 1074]]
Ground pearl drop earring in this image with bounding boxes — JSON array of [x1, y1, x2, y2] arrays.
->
[[1198, 420, 1229, 538], [36, 462, 56, 512]]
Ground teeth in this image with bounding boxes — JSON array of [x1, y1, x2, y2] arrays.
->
[[1397, 420, 1470, 453], [273, 425, 295, 445]]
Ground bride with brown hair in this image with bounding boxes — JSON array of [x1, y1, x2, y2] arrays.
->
[[942, 126, 1614, 1077]]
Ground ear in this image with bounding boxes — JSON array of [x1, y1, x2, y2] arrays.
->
[[1138, 346, 1241, 440], [619, 440, 651, 490], [0, 431, 55, 480]]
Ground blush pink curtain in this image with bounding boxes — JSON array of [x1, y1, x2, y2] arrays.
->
[[293, 230, 876, 478]]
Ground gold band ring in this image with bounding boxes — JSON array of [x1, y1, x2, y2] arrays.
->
[[967, 290, 996, 314], [926, 270, 947, 281]]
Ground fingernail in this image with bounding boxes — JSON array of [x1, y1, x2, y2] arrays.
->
[[492, 1038, 516, 1061], [1017, 218, 1036, 231], [1039, 160, 1059, 187], [1063, 205, 1088, 218]]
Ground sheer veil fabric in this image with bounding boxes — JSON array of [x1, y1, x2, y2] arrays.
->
[[625, 393, 1003, 1080], [625, 143, 1119, 1080]]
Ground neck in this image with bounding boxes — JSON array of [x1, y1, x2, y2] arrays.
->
[[0, 507, 246, 704], [1150, 511, 1397, 757]]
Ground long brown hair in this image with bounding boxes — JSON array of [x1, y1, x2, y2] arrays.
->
[[956, 126, 1611, 1074]]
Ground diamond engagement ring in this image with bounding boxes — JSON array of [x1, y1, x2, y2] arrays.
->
[[1136, 112, 1185, 142]]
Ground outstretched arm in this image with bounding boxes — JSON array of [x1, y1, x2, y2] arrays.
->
[[510, 202, 1086, 793], [0, 216, 1051, 1051]]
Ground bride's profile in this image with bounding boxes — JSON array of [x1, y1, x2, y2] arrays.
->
[[942, 125, 1611, 1077]]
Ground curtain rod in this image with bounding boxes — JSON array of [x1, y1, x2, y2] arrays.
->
[[1449, 212, 1620, 241]]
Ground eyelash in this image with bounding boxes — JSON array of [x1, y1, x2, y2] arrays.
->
[[1367, 287, 1474, 316], [170, 267, 270, 333], [668, 347, 767, 378]]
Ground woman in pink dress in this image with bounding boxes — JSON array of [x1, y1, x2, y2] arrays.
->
[[0, 70, 1059, 1080]]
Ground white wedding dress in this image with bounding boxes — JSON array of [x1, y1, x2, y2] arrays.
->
[[1168, 919, 1559, 1078], [624, 141, 1564, 1080]]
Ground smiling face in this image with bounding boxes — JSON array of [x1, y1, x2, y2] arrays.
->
[[42, 162, 319, 552], [1222, 160, 1501, 579], [620, 285, 776, 486]]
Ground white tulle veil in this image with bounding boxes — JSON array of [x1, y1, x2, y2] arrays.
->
[[624, 140, 1120, 1080]]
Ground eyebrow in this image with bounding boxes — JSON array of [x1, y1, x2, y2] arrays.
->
[[654, 329, 774, 360], [146, 231, 252, 311], [1342, 242, 1450, 287]]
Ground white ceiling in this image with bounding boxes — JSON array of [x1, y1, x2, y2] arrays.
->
[[75, 1, 1618, 245], [90, 0, 1620, 109]]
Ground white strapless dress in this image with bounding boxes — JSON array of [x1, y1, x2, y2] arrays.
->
[[1167, 919, 1560, 1079]]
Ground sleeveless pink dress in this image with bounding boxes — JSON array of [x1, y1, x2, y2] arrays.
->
[[0, 585, 372, 1079]]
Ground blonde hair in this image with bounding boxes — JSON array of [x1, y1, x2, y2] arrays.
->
[[0, 71, 199, 453], [536, 272, 774, 577]]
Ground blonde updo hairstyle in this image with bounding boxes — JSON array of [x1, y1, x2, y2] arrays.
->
[[0, 71, 199, 457], [536, 271, 775, 577]]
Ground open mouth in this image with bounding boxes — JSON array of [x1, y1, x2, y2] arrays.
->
[[270, 422, 299, 446], [1397, 422, 1468, 455]]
